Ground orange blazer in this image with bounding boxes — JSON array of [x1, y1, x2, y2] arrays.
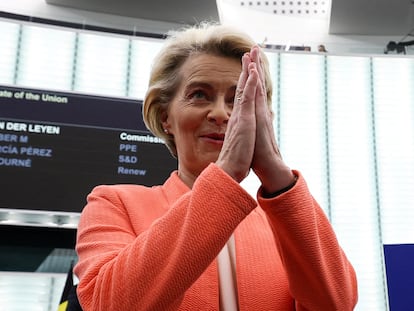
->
[[75, 163, 357, 310]]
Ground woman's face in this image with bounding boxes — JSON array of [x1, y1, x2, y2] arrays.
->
[[162, 53, 241, 186]]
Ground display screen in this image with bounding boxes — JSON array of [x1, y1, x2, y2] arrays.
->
[[0, 85, 177, 213]]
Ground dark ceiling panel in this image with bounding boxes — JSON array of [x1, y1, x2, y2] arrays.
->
[[45, 0, 219, 25], [330, 0, 414, 36]]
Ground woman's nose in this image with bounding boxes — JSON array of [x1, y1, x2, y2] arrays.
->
[[207, 100, 231, 125]]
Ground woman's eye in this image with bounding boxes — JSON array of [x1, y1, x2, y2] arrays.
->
[[190, 90, 207, 100]]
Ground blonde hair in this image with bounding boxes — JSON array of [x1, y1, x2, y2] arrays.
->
[[143, 22, 273, 157]]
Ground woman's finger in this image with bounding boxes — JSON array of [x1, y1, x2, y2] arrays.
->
[[233, 53, 250, 106], [250, 46, 267, 103]]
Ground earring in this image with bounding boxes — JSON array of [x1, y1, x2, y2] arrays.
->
[[163, 128, 169, 134]]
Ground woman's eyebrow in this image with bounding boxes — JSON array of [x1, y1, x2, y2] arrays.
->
[[184, 81, 214, 93], [186, 81, 211, 88]]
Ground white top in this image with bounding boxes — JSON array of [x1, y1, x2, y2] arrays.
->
[[217, 234, 239, 311]]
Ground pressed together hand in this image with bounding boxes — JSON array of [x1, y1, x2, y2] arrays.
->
[[217, 46, 296, 195]]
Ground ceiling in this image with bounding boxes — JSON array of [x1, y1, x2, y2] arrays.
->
[[43, 0, 414, 37]]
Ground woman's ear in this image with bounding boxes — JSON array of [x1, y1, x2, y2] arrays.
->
[[161, 110, 171, 134]]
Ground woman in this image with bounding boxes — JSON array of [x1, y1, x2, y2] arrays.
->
[[74, 23, 358, 310]]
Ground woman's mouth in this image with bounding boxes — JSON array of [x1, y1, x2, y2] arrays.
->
[[201, 133, 225, 144]]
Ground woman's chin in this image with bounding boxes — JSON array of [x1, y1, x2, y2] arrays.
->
[[198, 150, 221, 166]]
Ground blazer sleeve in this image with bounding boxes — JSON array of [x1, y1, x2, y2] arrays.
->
[[257, 170, 358, 311], [74, 163, 257, 311]]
